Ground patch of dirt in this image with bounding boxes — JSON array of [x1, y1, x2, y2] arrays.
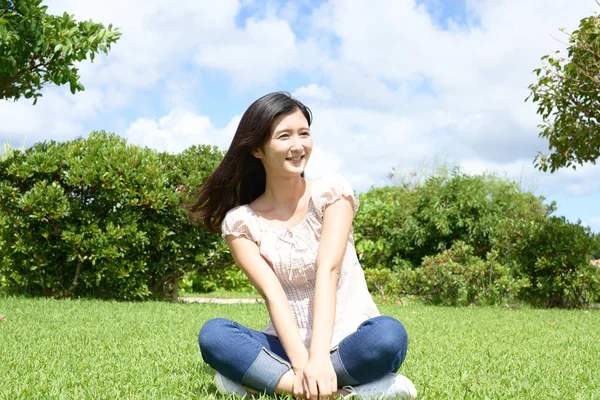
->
[[179, 297, 264, 304]]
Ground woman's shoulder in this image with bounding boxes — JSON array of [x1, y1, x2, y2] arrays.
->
[[311, 173, 359, 217], [221, 204, 261, 242], [224, 204, 253, 220]]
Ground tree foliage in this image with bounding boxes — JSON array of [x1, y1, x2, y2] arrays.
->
[[355, 169, 600, 307], [593, 232, 600, 259], [414, 243, 528, 306], [354, 169, 552, 269], [527, 10, 600, 172], [0, 132, 227, 300], [495, 216, 600, 307], [0, 0, 120, 103]]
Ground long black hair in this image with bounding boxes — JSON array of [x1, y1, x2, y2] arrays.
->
[[185, 92, 312, 233]]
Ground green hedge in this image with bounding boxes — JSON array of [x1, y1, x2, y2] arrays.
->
[[2, 135, 598, 307], [0, 131, 228, 300], [413, 243, 529, 306], [494, 216, 600, 307], [354, 171, 552, 269], [356, 170, 600, 307]]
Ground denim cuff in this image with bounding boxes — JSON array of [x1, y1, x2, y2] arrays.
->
[[330, 347, 360, 386], [240, 347, 291, 395]]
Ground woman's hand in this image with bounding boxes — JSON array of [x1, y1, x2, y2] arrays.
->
[[292, 367, 308, 399], [302, 355, 337, 399]]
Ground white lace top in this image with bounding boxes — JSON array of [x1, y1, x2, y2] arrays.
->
[[221, 174, 380, 350]]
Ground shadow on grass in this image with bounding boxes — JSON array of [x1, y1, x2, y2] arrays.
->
[[192, 362, 220, 398]]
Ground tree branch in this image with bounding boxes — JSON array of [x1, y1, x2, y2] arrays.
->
[[0, 57, 57, 98]]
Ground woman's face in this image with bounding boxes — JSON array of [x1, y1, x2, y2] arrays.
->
[[254, 108, 312, 178]]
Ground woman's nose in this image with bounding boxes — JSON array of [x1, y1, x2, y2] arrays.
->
[[290, 134, 303, 149]]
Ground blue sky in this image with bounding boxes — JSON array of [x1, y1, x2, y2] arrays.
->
[[1, 0, 600, 232]]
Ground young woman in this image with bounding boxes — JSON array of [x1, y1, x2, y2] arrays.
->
[[187, 92, 417, 399]]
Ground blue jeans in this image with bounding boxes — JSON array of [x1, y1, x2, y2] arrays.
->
[[199, 316, 408, 395]]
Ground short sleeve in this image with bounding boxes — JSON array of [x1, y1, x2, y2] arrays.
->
[[312, 174, 360, 219], [221, 206, 261, 244]]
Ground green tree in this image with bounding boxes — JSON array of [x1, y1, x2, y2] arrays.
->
[[592, 232, 600, 259], [0, 0, 120, 103], [527, 10, 600, 172], [0, 132, 226, 300]]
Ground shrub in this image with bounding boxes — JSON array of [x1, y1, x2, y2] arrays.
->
[[0, 131, 226, 300], [494, 216, 600, 307], [356, 168, 600, 308], [364, 266, 417, 303], [414, 242, 529, 306], [355, 169, 551, 270], [354, 185, 418, 270], [591, 232, 600, 260], [190, 265, 254, 293]]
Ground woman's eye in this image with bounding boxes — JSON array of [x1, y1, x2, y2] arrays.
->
[[301, 131, 310, 136], [278, 134, 289, 139]]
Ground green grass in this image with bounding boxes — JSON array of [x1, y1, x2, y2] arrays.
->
[[0, 297, 599, 399]]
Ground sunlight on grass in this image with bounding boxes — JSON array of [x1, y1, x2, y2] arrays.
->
[[0, 297, 598, 399]]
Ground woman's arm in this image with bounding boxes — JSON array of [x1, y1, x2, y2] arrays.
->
[[310, 195, 354, 354], [303, 195, 355, 399], [225, 235, 309, 370]]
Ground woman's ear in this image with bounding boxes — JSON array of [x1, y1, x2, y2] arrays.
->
[[252, 148, 263, 159]]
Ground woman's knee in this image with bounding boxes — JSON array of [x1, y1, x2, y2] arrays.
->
[[338, 316, 410, 383], [370, 316, 408, 358], [198, 318, 232, 355]]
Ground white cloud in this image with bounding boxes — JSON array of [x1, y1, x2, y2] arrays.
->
[[276, 0, 600, 198], [47, 0, 241, 88], [124, 110, 238, 154], [304, 146, 342, 179], [314, 0, 599, 164], [1, 0, 244, 147], [44, 0, 303, 95], [300, 103, 438, 190], [1, 0, 302, 146], [548, 163, 600, 197], [293, 84, 332, 104], [195, 16, 298, 87], [0, 89, 94, 142], [455, 156, 600, 198]]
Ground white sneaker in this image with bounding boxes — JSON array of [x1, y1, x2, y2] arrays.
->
[[214, 372, 249, 397], [343, 373, 418, 399]]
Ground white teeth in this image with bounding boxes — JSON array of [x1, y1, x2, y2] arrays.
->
[[287, 156, 303, 161]]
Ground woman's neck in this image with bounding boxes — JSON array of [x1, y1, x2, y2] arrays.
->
[[261, 175, 307, 211]]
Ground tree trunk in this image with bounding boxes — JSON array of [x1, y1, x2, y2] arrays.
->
[[171, 275, 179, 302]]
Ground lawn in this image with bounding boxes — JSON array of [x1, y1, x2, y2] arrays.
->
[[0, 297, 599, 399]]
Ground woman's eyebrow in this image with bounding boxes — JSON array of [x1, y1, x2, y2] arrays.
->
[[274, 127, 310, 135]]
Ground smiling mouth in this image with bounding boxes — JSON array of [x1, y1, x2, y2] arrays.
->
[[286, 155, 305, 161]]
